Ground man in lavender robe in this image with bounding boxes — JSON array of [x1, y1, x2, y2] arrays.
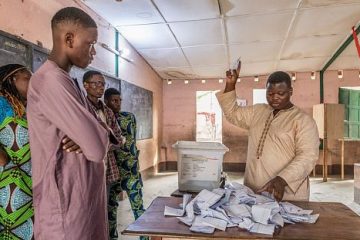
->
[[27, 7, 112, 240]]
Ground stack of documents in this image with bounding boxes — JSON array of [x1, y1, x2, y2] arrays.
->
[[164, 183, 319, 235]]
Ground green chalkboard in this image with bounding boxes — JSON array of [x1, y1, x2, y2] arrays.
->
[[120, 81, 153, 140], [0, 31, 31, 68]]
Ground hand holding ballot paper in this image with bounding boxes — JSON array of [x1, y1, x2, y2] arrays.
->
[[257, 176, 288, 202], [225, 58, 241, 92]]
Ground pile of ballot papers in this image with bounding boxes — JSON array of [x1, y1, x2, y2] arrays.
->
[[164, 182, 319, 235]]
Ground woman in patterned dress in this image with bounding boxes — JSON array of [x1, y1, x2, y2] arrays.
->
[[0, 64, 33, 240]]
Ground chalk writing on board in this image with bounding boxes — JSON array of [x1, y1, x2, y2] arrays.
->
[[0, 32, 30, 67]]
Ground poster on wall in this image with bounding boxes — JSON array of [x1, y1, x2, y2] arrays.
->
[[236, 98, 247, 106], [196, 91, 222, 142]]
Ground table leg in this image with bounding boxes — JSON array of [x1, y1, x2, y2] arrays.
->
[[323, 138, 327, 182], [312, 167, 316, 177], [341, 139, 344, 180]]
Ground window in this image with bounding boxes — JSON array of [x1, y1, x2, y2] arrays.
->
[[253, 89, 267, 104], [339, 87, 360, 139], [196, 91, 222, 142]]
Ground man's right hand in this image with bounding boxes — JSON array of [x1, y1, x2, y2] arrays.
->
[[224, 59, 241, 93]]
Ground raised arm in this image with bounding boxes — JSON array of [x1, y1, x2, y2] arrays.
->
[[216, 60, 255, 130]]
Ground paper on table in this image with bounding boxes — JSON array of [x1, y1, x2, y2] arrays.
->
[[164, 193, 192, 217], [282, 213, 319, 224], [238, 218, 254, 230], [261, 191, 275, 200], [177, 216, 193, 226], [185, 198, 195, 220], [227, 222, 238, 228], [223, 204, 251, 218], [202, 216, 228, 231], [189, 216, 215, 234], [216, 206, 228, 216], [308, 214, 320, 224], [180, 194, 192, 209], [226, 182, 254, 194], [280, 202, 313, 215], [164, 206, 186, 217], [250, 223, 275, 235], [266, 201, 281, 216], [280, 202, 319, 224], [164, 182, 319, 235], [234, 191, 256, 205], [196, 189, 223, 209], [201, 208, 231, 223], [249, 193, 275, 204], [211, 189, 232, 209], [270, 213, 284, 227], [212, 188, 226, 196], [230, 216, 244, 224], [252, 204, 272, 225]]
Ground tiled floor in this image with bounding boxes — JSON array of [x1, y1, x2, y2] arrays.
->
[[117, 172, 360, 240]]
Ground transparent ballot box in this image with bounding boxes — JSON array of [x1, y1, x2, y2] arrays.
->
[[172, 141, 229, 192]]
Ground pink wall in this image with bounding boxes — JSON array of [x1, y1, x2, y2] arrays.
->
[[117, 37, 163, 171], [162, 70, 360, 169], [0, 0, 163, 171], [2, 0, 359, 172]]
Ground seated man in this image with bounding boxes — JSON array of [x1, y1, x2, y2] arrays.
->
[[104, 88, 148, 240], [216, 61, 319, 201]]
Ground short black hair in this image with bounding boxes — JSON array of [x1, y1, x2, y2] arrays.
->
[[266, 71, 291, 88], [83, 70, 102, 83], [104, 88, 120, 101], [51, 7, 97, 29]]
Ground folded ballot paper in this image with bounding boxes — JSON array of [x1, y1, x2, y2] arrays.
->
[[164, 183, 319, 235]]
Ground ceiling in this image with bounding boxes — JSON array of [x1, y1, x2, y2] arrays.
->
[[82, 0, 360, 80]]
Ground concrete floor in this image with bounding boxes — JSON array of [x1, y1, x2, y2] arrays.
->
[[117, 172, 360, 240]]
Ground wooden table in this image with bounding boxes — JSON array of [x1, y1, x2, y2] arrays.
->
[[123, 196, 360, 240]]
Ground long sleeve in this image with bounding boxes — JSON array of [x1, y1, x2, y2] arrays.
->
[[278, 116, 320, 193], [39, 75, 109, 162], [216, 90, 255, 130], [105, 106, 123, 151]]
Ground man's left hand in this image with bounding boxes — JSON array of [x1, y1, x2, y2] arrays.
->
[[257, 176, 288, 202], [62, 136, 82, 154]]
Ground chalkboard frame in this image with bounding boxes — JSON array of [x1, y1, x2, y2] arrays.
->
[[32, 45, 50, 72]]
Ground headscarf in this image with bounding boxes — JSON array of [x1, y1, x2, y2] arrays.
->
[[0, 64, 28, 117]]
